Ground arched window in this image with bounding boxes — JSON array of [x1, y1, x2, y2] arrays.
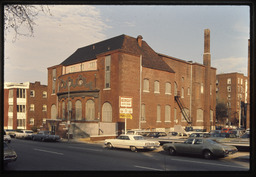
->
[[154, 81, 160, 93], [86, 100, 95, 121], [102, 102, 112, 122], [197, 109, 204, 122], [51, 104, 57, 119], [67, 101, 72, 120], [75, 100, 82, 120], [62, 101, 65, 119], [165, 105, 171, 122], [143, 79, 149, 92], [174, 82, 178, 96], [165, 82, 171, 95]]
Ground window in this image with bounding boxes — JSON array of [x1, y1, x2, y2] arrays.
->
[[154, 81, 160, 93], [30, 90, 35, 97], [43, 105, 47, 112], [102, 102, 112, 122], [174, 82, 178, 96], [30, 118, 34, 125], [30, 104, 35, 111], [201, 83, 204, 94], [17, 105, 25, 112], [181, 87, 184, 98], [238, 78, 240, 84], [187, 87, 190, 95], [165, 105, 171, 122], [105, 55, 111, 88], [241, 78, 243, 85], [51, 104, 57, 119], [227, 86, 231, 92], [8, 105, 13, 112], [67, 101, 72, 120], [210, 84, 212, 95], [165, 82, 171, 95], [157, 105, 161, 122], [17, 118, 26, 128], [210, 110, 213, 122], [143, 79, 149, 92], [62, 101, 65, 119], [86, 100, 95, 121], [43, 91, 47, 98], [196, 109, 204, 122], [141, 104, 146, 121], [75, 100, 82, 120], [9, 89, 13, 98], [52, 68, 56, 94], [17, 88, 26, 98], [181, 77, 184, 82], [227, 78, 231, 84]]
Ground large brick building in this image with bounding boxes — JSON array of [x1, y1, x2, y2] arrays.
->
[[216, 73, 249, 128], [46, 29, 216, 139], [4, 82, 48, 131]]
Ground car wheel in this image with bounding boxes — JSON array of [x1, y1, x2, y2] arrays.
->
[[130, 146, 137, 152], [106, 143, 113, 149], [203, 150, 213, 159], [168, 147, 176, 156]]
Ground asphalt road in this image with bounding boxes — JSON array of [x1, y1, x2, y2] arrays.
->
[[3, 139, 250, 172]]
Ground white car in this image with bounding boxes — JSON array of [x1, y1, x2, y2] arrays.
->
[[104, 134, 160, 152], [15, 130, 34, 139], [4, 131, 11, 143]]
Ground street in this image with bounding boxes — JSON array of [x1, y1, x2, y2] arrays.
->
[[3, 139, 249, 171]]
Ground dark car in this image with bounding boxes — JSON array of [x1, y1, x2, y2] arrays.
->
[[143, 132, 167, 138], [32, 131, 60, 142], [162, 138, 238, 159], [189, 133, 211, 138], [4, 142, 17, 165]]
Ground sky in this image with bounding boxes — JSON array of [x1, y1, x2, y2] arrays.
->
[[4, 5, 250, 85]]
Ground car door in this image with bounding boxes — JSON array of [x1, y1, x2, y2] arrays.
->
[[176, 139, 194, 154], [190, 139, 204, 155]]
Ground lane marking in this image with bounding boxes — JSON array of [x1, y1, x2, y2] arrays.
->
[[169, 158, 249, 169], [134, 165, 163, 171], [34, 148, 64, 155], [67, 146, 102, 152]]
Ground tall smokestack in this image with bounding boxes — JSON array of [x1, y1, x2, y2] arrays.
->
[[203, 29, 211, 132], [203, 29, 211, 66]]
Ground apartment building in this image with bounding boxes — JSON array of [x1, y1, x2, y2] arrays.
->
[[46, 29, 216, 139], [4, 82, 48, 130], [216, 73, 249, 128]]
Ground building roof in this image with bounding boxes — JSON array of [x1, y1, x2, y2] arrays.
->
[[61, 34, 175, 73]]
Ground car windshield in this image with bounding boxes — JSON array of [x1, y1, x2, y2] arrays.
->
[[134, 136, 144, 140], [25, 131, 33, 133]]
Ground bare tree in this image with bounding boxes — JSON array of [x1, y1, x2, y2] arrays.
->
[[4, 4, 51, 41]]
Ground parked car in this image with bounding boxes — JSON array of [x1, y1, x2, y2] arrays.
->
[[104, 134, 160, 152], [209, 133, 237, 142], [143, 132, 167, 139], [15, 130, 34, 139], [4, 130, 11, 143], [158, 132, 188, 139], [229, 129, 245, 138], [4, 142, 17, 165], [31, 131, 60, 142], [162, 137, 238, 159], [5, 129, 16, 138], [126, 130, 151, 136], [221, 128, 233, 133], [189, 133, 211, 138]]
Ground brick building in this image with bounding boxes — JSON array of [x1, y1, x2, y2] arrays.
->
[[47, 29, 216, 139], [4, 81, 48, 131], [216, 73, 249, 128]]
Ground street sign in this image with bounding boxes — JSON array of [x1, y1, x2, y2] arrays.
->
[[120, 97, 132, 108], [120, 113, 133, 119], [120, 108, 133, 114]]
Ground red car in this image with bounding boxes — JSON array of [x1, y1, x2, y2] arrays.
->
[[221, 128, 233, 133]]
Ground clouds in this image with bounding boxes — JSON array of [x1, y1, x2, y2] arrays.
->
[[212, 57, 248, 75], [4, 5, 110, 84]]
